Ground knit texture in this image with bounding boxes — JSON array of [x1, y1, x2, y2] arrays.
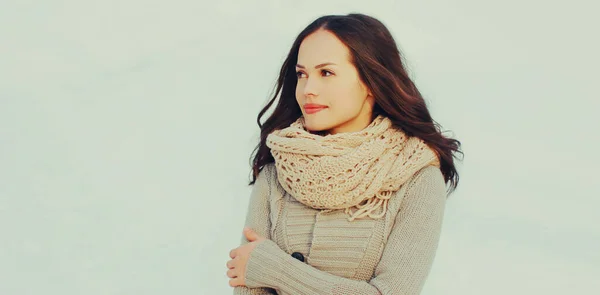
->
[[233, 163, 447, 295], [266, 115, 440, 221]]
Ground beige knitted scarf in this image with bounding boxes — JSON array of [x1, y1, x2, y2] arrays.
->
[[266, 114, 441, 221]]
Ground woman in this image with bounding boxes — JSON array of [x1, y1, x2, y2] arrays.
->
[[226, 13, 462, 295]]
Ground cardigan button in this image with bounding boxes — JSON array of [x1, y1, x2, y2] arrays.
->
[[291, 252, 305, 262]]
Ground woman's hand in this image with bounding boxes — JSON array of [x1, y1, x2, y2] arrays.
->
[[226, 227, 267, 287]]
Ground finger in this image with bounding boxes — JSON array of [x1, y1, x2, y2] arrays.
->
[[226, 268, 237, 278], [244, 228, 258, 241], [228, 277, 240, 287], [226, 259, 235, 269], [229, 276, 245, 287], [229, 248, 236, 259]]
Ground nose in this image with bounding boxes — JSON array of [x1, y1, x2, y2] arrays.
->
[[301, 76, 319, 97]]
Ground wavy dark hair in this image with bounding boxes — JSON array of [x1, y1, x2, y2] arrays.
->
[[249, 13, 463, 194]]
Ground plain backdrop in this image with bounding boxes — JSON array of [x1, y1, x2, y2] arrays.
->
[[1, 0, 599, 294]]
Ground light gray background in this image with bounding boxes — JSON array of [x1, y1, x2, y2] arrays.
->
[[1, 0, 599, 294]]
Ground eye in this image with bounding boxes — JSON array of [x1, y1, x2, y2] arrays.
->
[[321, 69, 333, 77], [295, 70, 333, 79]]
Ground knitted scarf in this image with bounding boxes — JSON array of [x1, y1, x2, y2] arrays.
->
[[266, 114, 441, 221]]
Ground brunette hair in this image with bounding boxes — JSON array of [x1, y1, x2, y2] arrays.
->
[[249, 13, 463, 193]]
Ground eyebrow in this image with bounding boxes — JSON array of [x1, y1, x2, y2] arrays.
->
[[295, 62, 337, 69]]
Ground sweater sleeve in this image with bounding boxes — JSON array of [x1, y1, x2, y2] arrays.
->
[[243, 166, 447, 295], [233, 165, 278, 295]]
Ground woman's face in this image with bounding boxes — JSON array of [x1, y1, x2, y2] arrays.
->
[[295, 29, 375, 135]]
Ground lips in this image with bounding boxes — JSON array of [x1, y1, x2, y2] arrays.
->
[[304, 103, 328, 114]]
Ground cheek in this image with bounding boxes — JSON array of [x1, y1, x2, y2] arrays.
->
[[296, 79, 308, 94], [329, 82, 365, 110], [295, 85, 303, 104]]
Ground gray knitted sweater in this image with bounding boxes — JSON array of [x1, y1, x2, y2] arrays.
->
[[233, 163, 447, 295]]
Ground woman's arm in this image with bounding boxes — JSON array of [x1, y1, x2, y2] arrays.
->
[[233, 165, 278, 295], [243, 166, 447, 295]]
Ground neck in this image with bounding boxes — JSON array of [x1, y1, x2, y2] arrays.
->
[[327, 112, 375, 135]]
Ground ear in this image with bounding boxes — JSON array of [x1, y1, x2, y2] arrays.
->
[[367, 92, 375, 104], [366, 87, 374, 98]]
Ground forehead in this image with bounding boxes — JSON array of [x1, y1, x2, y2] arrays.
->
[[297, 30, 351, 65]]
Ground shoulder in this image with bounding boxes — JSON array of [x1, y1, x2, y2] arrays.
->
[[253, 163, 278, 189], [254, 163, 275, 179], [407, 165, 446, 193], [400, 165, 447, 213], [386, 165, 446, 215], [260, 163, 277, 180]]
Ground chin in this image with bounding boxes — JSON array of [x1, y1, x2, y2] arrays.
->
[[304, 124, 328, 132], [303, 119, 333, 133]]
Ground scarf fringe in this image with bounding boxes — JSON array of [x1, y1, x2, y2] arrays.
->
[[344, 191, 393, 221]]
